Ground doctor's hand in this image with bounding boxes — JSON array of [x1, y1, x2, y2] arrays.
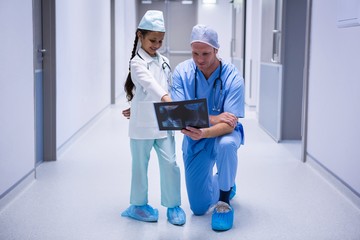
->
[[181, 126, 206, 140], [122, 108, 131, 119], [210, 112, 238, 129]]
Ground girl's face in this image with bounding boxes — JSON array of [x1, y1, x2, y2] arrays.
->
[[139, 31, 165, 57]]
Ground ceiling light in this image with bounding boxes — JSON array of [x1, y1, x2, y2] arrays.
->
[[202, 0, 217, 4], [182, 0, 193, 4]]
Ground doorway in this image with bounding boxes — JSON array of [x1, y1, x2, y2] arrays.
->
[[136, 0, 197, 68], [257, 0, 307, 142], [258, 0, 284, 141], [33, 0, 57, 164], [33, 0, 44, 165], [231, 0, 246, 79]]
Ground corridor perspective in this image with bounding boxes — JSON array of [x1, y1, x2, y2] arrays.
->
[[1, 100, 359, 240], [2, 0, 360, 239]]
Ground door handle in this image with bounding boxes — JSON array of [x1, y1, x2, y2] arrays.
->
[[271, 30, 281, 63], [38, 49, 47, 53]]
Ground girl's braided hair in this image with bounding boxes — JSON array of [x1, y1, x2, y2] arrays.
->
[[124, 29, 150, 102]]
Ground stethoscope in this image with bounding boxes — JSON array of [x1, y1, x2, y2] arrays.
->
[[194, 61, 223, 112], [161, 60, 172, 87], [162, 61, 171, 71]]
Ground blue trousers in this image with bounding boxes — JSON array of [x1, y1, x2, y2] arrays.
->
[[129, 133, 181, 208], [183, 126, 243, 215]]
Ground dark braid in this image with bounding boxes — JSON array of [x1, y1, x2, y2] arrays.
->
[[124, 29, 149, 102]]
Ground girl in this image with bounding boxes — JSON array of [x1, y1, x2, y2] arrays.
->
[[121, 10, 186, 226]]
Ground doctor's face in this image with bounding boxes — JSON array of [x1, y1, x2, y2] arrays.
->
[[138, 31, 165, 57], [191, 42, 218, 73]]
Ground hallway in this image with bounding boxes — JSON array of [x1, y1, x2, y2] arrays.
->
[[0, 100, 359, 240]]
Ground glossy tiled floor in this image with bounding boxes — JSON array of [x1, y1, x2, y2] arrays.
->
[[1, 101, 360, 240]]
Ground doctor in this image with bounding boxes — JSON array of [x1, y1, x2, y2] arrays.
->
[[121, 10, 186, 226], [171, 24, 245, 231]]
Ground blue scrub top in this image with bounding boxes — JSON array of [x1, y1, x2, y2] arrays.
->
[[171, 59, 244, 117], [171, 59, 245, 153]]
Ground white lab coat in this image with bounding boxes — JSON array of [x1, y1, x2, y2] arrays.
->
[[128, 48, 171, 139]]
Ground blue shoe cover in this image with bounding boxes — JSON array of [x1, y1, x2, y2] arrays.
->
[[167, 206, 186, 226], [230, 184, 236, 200], [121, 204, 158, 222], [211, 201, 234, 231]]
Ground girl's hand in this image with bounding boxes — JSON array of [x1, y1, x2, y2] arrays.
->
[[161, 94, 172, 102], [122, 108, 131, 119]]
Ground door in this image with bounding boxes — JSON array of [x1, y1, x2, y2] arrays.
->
[[231, 0, 246, 78], [33, 0, 57, 163], [33, 0, 44, 165], [244, 0, 261, 107], [258, 0, 307, 142], [258, 0, 283, 141], [136, 0, 197, 68]]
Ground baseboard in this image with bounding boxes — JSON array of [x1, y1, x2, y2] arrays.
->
[[306, 155, 360, 210], [57, 105, 110, 157], [0, 170, 35, 213]]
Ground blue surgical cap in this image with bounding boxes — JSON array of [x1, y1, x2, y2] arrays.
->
[[190, 24, 220, 49], [138, 10, 165, 32]]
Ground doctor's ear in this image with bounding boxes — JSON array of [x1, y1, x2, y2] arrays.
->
[[214, 49, 218, 54]]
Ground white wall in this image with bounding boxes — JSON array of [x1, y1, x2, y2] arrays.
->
[[307, 0, 360, 195], [115, 0, 137, 100], [0, 0, 35, 196], [115, 0, 126, 99], [0, 0, 138, 201], [197, 0, 232, 62], [56, 0, 111, 148]]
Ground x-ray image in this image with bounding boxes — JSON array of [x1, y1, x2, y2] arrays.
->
[[154, 99, 209, 130]]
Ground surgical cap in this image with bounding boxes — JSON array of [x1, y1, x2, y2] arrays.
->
[[138, 10, 165, 32], [190, 24, 220, 49]]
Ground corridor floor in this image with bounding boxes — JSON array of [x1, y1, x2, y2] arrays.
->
[[1, 101, 360, 240]]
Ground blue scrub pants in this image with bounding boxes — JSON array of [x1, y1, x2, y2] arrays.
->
[[183, 127, 242, 215], [129, 133, 181, 208]]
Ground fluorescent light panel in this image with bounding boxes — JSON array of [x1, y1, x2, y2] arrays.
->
[[142, 0, 193, 5], [182, 0, 193, 4], [202, 0, 217, 4]]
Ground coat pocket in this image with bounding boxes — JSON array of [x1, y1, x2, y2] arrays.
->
[[136, 101, 158, 128]]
